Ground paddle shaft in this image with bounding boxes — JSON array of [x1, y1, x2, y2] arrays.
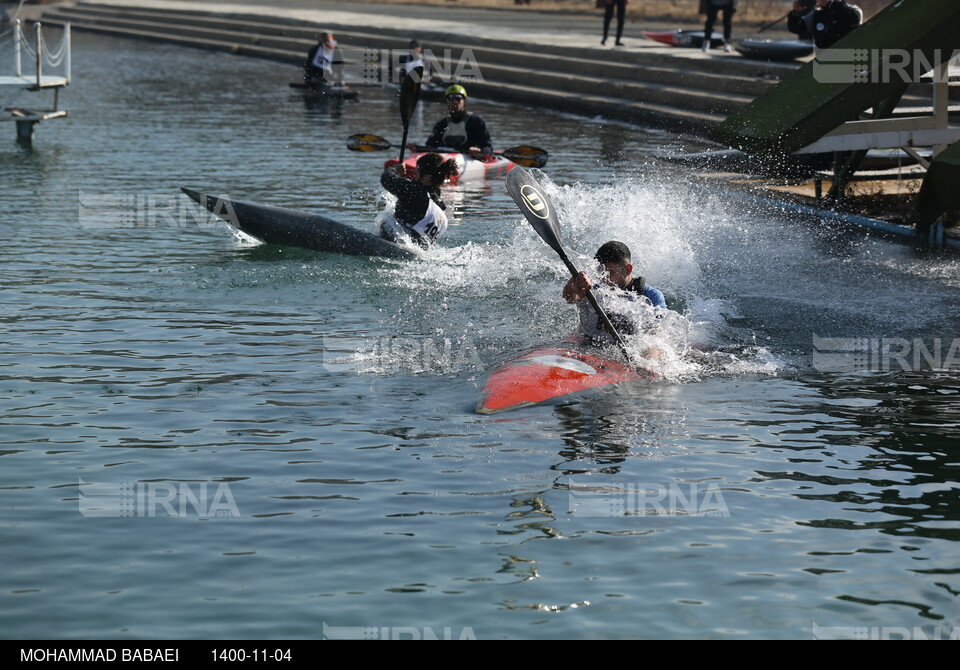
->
[[757, 12, 789, 34]]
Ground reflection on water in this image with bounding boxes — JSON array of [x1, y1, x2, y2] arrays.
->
[[1, 31, 959, 640]]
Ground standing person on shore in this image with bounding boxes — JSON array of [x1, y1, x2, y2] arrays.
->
[[787, 0, 862, 50], [408, 84, 493, 160], [699, 0, 737, 53], [303, 32, 343, 87], [599, 0, 627, 47]]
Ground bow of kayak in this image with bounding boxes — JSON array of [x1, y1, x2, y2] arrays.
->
[[476, 336, 657, 414], [181, 188, 423, 259]]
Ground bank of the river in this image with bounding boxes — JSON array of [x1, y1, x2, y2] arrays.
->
[[36, 0, 806, 135]]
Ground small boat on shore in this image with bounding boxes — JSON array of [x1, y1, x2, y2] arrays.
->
[[475, 336, 657, 414], [181, 188, 422, 259], [734, 38, 814, 62], [642, 30, 724, 49]]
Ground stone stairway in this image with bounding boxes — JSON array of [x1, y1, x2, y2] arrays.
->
[[38, 1, 803, 135]]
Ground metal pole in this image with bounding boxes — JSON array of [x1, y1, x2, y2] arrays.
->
[[65, 23, 71, 84], [14, 19, 21, 76], [35, 22, 42, 88], [933, 61, 949, 156]]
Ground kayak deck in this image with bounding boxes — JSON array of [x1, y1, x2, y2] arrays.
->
[[476, 337, 657, 414], [385, 151, 515, 184]]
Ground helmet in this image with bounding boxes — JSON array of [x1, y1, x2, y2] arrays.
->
[[445, 84, 468, 99]]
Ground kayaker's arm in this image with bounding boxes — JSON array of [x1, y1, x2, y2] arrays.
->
[[563, 271, 593, 303]]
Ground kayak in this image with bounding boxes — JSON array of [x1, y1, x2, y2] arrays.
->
[[734, 38, 814, 62], [181, 188, 422, 259], [384, 151, 515, 185], [289, 82, 359, 100], [642, 30, 724, 49], [475, 335, 657, 414]]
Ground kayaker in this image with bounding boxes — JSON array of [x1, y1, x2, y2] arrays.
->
[[407, 84, 493, 160], [379, 153, 459, 249], [787, 0, 862, 50], [562, 241, 667, 342], [303, 32, 343, 87]]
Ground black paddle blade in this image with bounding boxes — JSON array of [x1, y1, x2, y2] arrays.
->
[[399, 66, 424, 129], [501, 145, 549, 169], [505, 168, 567, 261], [347, 133, 392, 152]]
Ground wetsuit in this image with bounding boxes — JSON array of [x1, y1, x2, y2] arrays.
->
[[379, 168, 449, 248], [578, 276, 667, 341], [425, 112, 493, 155], [788, 1, 862, 50]]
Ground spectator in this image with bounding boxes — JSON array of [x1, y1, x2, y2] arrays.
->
[[788, 0, 863, 50], [700, 0, 737, 53], [600, 0, 627, 47]]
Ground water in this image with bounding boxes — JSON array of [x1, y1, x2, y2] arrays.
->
[[2, 32, 960, 640]]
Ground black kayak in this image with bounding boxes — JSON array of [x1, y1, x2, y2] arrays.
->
[[734, 38, 814, 61], [289, 82, 360, 100], [181, 188, 423, 260]]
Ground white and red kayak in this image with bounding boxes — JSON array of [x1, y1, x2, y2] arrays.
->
[[384, 151, 515, 185], [475, 336, 657, 414]]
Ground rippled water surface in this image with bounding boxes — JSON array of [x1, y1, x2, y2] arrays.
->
[[2, 32, 960, 640]]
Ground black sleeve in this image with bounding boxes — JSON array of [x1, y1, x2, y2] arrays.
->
[[787, 11, 813, 37], [380, 169, 430, 225], [466, 115, 493, 154], [425, 118, 447, 148]]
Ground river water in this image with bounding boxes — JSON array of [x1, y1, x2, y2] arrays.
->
[[2, 32, 960, 640]]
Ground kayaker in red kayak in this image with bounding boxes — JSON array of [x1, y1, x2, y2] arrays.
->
[[406, 84, 493, 160], [379, 153, 459, 249], [563, 240, 667, 342]]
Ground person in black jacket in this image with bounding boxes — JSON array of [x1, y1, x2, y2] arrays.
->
[[788, 0, 862, 50], [380, 153, 460, 249], [407, 85, 493, 160]]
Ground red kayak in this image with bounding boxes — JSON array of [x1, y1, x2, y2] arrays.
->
[[642, 30, 724, 49], [475, 336, 657, 414], [384, 151, 515, 185]]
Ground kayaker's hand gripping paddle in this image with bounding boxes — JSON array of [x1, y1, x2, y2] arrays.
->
[[505, 168, 635, 366]]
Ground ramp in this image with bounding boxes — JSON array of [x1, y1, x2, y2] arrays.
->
[[709, 0, 960, 157]]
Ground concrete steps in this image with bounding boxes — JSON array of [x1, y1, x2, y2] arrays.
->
[[39, 1, 791, 134]]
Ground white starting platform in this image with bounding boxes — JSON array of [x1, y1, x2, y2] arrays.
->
[[0, 19, 70, 144]]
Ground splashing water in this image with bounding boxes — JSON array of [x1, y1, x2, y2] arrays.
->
[[365, 171, 786, 382]]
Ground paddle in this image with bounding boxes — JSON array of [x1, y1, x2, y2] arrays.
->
[[505, 168, 635, 366], [397, 66, 423, 165], [757, 12, 789, 34], [346, 134, 549, 169]]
